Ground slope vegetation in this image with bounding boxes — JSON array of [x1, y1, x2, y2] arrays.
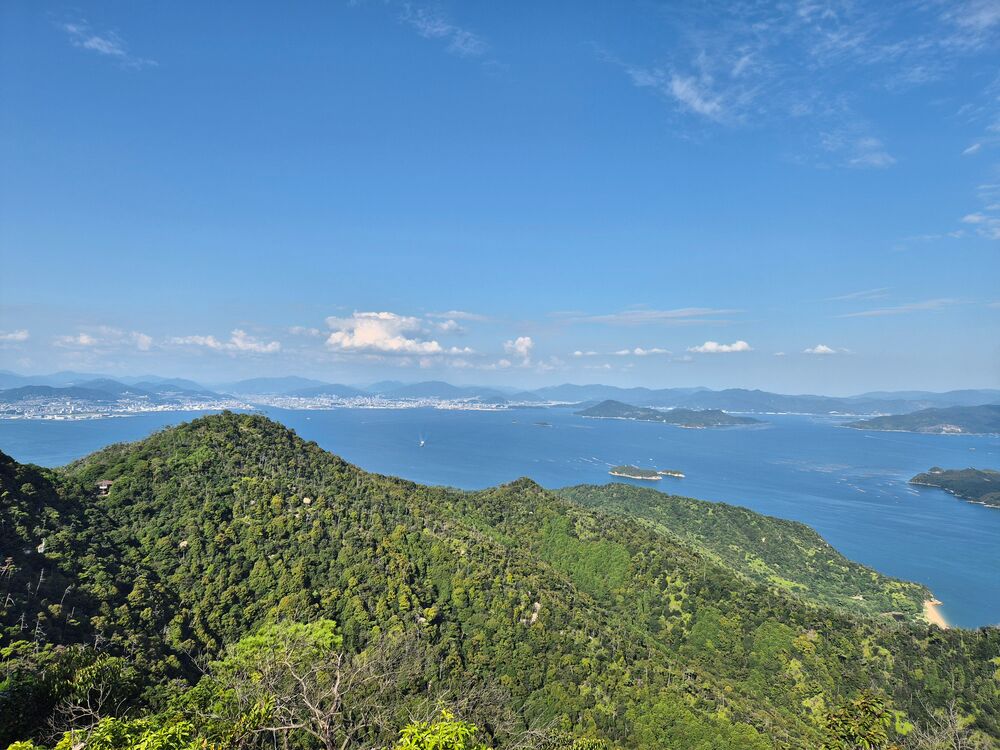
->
[[1, 413, 997, 749]]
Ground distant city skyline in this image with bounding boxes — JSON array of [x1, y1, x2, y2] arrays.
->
[[2, 1, 999, 393]]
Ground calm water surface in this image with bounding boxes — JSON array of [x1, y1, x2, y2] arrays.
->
[[1, 408, 997, 628]]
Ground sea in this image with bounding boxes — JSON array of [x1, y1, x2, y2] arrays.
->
[[1, 407, 997, 628]]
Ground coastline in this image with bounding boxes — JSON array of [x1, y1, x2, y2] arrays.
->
[[923, 599, 949, 629]]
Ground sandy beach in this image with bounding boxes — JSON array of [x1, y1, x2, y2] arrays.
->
[[923, 599, 949, 629]]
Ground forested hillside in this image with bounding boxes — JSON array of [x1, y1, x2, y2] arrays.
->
[[557, 484, 931, 620], [1, 413, 997, 749], [910, 468, 1000, 509]]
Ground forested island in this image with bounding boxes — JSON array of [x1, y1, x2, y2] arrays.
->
[[608, 464, 661, 480], [1, 413, 996, 749], [846, 404, 1000, 435], [608, 465, 685, 480], [577, 399, 762, 428], [910, 467, 1000, 508]]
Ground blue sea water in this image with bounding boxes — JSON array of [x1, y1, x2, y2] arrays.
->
[[1, 408, 998, 628]]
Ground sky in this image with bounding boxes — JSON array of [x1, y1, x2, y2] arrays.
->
[[1, 1, 999, 395]]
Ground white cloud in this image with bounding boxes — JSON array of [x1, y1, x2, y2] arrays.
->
[[688, 340, 752, 353], [572, 350, 599, 357], [962, 212, 988, 224], [963, 142, 983, 155], [133, 332, 153, 351], [171, 334, 223, 349], [54, 333, 99, 347], [803, 344, 837, 355], [171, 330, 280, 354], [61, 20, 156, 69], [504, 336, 534, 360], [0, 329, 29, 343], [229, 329, 281, 353], [615, 347, 671, 356], [325, 311, 442, 354], [435, 319, 462, 333]]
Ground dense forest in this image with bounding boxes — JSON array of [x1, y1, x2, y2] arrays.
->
[[1, 413, 997, 749]]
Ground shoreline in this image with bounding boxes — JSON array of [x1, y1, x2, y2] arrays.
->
[[923, 599, 949, 629]]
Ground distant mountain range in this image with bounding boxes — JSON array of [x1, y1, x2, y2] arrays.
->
[[1, 370, 997, 416], [0, 377, 235, 411]]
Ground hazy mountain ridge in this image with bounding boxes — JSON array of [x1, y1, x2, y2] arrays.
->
[[2, 371, 997, 416]]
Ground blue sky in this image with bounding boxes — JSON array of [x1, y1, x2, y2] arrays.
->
[[1, 1, 998, 394]]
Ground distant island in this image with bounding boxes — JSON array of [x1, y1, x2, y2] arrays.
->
[[846, 404, 1000, 435], [608, 465, 686, 480], [578, 399, 762, 428], [910, 467, 1000, 508], [609, 464, 662, 480]]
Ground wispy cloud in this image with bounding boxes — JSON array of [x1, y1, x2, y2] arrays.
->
[[687, 340, 751, 353], [961, 206, 1000, 238], [838, 298, 959, 318], [819, 130, 896, 169], [399, 4, 488, 57], [562, 307, 738, 326], [427, 310, 489, 321], [609, 1, 1000, 168], [963, 142, 983, 155], [55, 327, 152, 351], [170, 329, 280, 354], [61, 20, 156, 69], [826, 287, 891, 302]]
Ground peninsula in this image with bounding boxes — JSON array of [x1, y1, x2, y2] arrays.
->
[[910, 467, 1000, 508], [578, 399, 762, 427]]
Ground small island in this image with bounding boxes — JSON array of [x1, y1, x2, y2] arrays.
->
[[609, 465, 662, 480], [847, 404, 1000, 435], [910, 467, 1000, 508], [578, 399, 762, 428], [608, 465, 685, 480]]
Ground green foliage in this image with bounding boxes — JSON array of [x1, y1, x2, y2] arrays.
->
[[1, 413, 998, 750], [392, 710, 488, 750], [821, 693, 896, 750], [558, 483, 930, 620]]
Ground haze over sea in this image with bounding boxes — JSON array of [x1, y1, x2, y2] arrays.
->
[[2, 407, 997, 628]]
